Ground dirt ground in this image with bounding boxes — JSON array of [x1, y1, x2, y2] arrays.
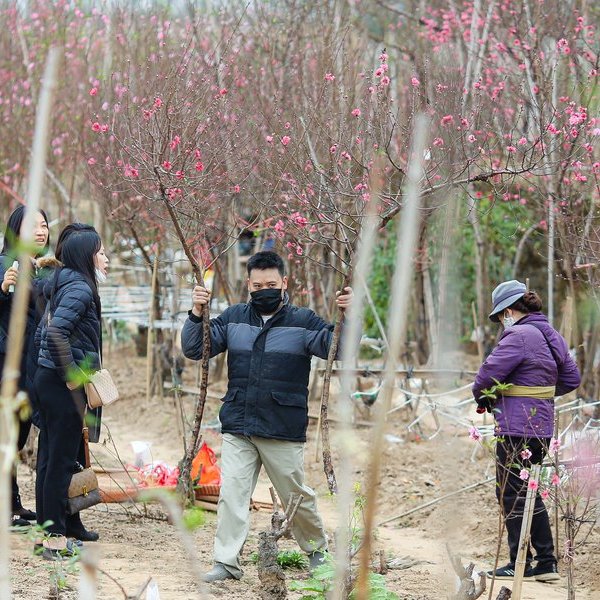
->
[[9, 346, 600, 600]]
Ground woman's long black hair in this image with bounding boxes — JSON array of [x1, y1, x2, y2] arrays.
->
[[54, 224, 102, 317], [1, 205, 50, 256]]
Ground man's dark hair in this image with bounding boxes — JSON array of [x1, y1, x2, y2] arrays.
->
[[247, 251, 285, 277]]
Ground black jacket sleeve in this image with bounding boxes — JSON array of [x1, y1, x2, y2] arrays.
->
[[46, 281, 93, 381]]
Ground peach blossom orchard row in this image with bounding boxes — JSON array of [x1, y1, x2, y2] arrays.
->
[[0, 0, 598, 359]]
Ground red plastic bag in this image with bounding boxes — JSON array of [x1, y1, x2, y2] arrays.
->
[[191, 442, 221, 485]]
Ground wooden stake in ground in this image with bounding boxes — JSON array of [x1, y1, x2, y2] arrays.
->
[[257, 488, 303, 600], [331, 167, 384, 600], [354, 115, 428, 600], [511, 463, 541, 600], [78, 547, 99, 600], [146, 252, 159, 404], [0, 47, 60, 599]]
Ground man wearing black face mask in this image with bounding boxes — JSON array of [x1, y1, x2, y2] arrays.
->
[[181, 250, 353, 583]]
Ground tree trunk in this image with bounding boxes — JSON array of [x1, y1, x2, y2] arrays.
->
[[257, 490, 303, 600], [467, 195, 488, 353], [318, 314, 344, 494], [156, 177, 211, 504]]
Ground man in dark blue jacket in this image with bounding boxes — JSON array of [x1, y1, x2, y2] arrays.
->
[[182, 251, 353, 582]]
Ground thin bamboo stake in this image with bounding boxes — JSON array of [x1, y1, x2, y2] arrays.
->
[[560, 296, 574, 348], [331, 168, 383, 600], [146, 252, 159, 404], [138, 490, 209, 598], [511, 464, 541, 600], [471, 301, 484, 365], [355, 115, 428, 600], [0, 47, 59, 598], [553, 416, 560, 567], [78, 547, 99, 599]]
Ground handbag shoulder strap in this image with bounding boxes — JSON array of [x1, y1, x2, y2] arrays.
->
[[82, 427, 91, 468]]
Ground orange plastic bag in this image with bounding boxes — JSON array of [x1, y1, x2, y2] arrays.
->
[[191, 442, 221, 485]]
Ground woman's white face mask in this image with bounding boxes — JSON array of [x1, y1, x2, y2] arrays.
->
[[94, 243, 109, 284], [95, 268, 107, 284], [502, 311, 516, 329]]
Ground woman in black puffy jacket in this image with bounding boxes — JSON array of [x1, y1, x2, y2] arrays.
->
[[34, 224, 108, 558], [0, 205, 50, 527]]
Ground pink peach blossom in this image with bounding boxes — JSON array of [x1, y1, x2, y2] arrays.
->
[[549, 438, 560, 454], [468, 426, 482, 441], [123, 164, 138, 178]]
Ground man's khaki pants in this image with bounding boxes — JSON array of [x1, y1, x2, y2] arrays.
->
[[214, 433, 328, 577]]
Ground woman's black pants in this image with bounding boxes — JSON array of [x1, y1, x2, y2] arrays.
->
[[34, 366, 86, 536], [496, 436, 556, 567], [0, 352, 33, 511]]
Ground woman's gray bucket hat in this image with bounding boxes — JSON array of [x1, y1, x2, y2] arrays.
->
[[489, 280, 527, 322]]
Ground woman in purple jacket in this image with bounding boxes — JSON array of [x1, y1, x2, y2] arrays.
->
[[473, 280, 580, 582]]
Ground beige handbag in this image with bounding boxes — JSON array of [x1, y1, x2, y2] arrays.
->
[[67, 427, 101, 515], [84, 368, 119, 409]]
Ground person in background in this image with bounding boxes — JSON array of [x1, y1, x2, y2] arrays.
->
[[182, 250, 354, 583], [0, 205, 50, 527], [473, 280, 580, 582], [34, 224, 108, 558]]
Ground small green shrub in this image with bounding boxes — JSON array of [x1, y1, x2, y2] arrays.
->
[[249, 549, 309, 569]]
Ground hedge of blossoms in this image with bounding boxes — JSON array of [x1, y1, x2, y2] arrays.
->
[[0, 0, 598, 327]]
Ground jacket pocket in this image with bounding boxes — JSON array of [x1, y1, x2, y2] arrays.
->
[[219, 388, 244, 433], [222, 388, 239, 402], [271, 391, 307, 408], [266, 391, 308, 440]]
